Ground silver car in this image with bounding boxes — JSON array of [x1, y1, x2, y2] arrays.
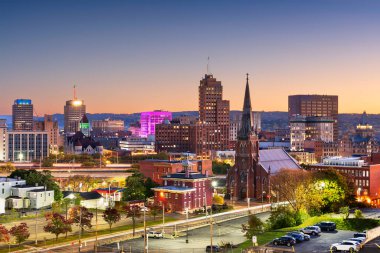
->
[[300, 226, 321, 235]]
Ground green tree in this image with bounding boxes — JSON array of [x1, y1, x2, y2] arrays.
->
[[144, 177, 159, 198], [212, 161, 230, 175], [242, 215, 264, 239], [124, 205, 141, 236], [9, 223, 30, 245], [9, 169, 63, 201], [41, 158, 54, 167], [123, 173, 146, 201], [268, 206, 301, 229], [148, 203, 161, 221], [339, 206, 350, 220], [103, 208, 121, 231], [43, 212, 72, 241]]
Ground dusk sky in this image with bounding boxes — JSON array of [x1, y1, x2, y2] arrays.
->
[[1, 0, 379, 115]]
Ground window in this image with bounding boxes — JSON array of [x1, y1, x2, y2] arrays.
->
[[175, 194, 178, 199]]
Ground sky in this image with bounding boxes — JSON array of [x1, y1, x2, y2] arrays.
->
[[0, 0, 379, 115]]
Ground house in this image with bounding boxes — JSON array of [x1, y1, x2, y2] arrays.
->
[[0, 177, 54, 212], [63, 191, 107, 210], [152, 160, 213, 213], [93, 188, 123, 204]]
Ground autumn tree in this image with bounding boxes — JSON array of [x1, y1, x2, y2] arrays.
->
[[43, 212, 72, 241], [0, 225, 10, 244], [124, 205, 141, 236], [68, 206, 94, 232], [10, 223, 30, 245], [103, 208, 121, 231], [213, 195, 224, 205]]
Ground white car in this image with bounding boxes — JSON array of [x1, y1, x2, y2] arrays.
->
[[144, 231, 163, 239], [330, 240, 360, 252], [140, 206, 149, 212]]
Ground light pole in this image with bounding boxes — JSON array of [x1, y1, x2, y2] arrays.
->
[[94, 203, 98, 253], [34, 210, 38, 245], [185, 208, 189, 243], [143, 204, 147, 253], [246, 169, 250, 209]]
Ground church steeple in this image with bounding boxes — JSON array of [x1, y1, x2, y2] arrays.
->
[[238, 73, 254, 140]]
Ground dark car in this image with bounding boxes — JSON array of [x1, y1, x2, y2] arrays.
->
[[273, 236, 296, 247], [206, 245, 221, 252], [354, 232, 367, 238], [287, 231, 310, 242], [314, 221, 336, 231]]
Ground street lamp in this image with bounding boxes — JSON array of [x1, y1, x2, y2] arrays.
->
[[185, 207, 189, 243]]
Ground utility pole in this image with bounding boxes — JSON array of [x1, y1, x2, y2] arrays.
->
[[210, 204, 213, 253], [143, 204, 147, 253], [78, 206, 82, 253], [35, 211, 38, 245], [94, 206, 98, 253]]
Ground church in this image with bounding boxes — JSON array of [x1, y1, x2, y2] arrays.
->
[[226, 75, 301, 201]]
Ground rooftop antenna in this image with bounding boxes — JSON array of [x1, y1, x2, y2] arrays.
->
[[207, 56, 210, 75], [73, 85, 77, 100]]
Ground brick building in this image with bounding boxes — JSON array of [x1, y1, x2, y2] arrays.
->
[[309, 156, 380, 206], [139, 159, 212, 185], [152, 161, 213, 213]]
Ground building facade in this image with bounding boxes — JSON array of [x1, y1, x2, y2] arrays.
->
[[33, 115, 60, 153], [152, 161, 213, 213], [7, 131, 49, 162], [0, 120, 7, 161], [64, 98, 86, 134], [140, 110, 172, 138], [119, 136, 155, 154], [290, 116, 334, 151], [92, 118, 125, 133], [288, 95, 338, 141], [12, 99, 33, 131], [155, 121, 192, 153]]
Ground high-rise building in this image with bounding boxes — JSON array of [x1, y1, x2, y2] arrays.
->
[[290, 115, 334, 151], [140, 110, 172, 138], [7, 131, 49, 162], [64, 87, 86, 134], [43, 115, 60, 153], [12, 99, 33, 131], [0, 120, 7, 161], [155, 120, 192, 153], [194, 74, 230, 157], [288, 95, 338, 140]]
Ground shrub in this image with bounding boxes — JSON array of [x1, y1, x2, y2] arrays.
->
[[339, 206, 350, 219], [268, 206, 302, 229], [354, 209, 363, 219]]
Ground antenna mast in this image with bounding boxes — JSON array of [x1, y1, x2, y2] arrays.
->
[[207, 57, 210, 75], [73, 85, 77, 100]]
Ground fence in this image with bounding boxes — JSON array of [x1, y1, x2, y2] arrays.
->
[[243, 246, 294, 253]]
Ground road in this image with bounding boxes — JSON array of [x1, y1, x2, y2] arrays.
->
[[104, 212, 271, 253]]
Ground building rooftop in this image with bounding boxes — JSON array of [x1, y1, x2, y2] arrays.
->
[[259, 148, 301, 174], [152, 186, 196, 192], [0, 177, 24, 183], [318, 156, 366, 167], [28, 189, 53, 193], [63, 191, 103, 200], [163, 172, 210, 180]]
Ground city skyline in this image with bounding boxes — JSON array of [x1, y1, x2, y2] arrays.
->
[[1, 0, 380, 115]]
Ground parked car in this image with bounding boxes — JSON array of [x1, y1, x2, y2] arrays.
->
[[272, 236, 296, 247], [206, 245, 221, 252], [286, 232, 310, 242], [140, 206, 149, 212], [314, 221, 336, 231], [142, 231, 163, 239], [354, 232, 367, 238], [300, 226, 321, 235], [348, 237, 366, 244], [330, 241, 360, 252]]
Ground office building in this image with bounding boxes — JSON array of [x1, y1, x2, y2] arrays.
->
[[64, 87, 86, 134], [140, 110, 172, 138], [92, 118, 125, 133], [80, 114, 90, 137], [0, 120, 7, 161], [119, 136, 155, 154], [288, 95, 338, 140], [155, 120, 192, 153], [33, 115, 60, 153], [7, 131, 49, 162], [12, 99, 33, 131], [290, 115, 334, 151]]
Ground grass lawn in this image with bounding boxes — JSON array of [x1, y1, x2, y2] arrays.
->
[[234, 214, 380, 251]]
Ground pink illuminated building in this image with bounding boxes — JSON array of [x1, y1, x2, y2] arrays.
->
[[140, 110, 172, 137]]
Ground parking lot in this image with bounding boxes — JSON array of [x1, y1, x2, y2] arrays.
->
[[269, 230, 358, 253]]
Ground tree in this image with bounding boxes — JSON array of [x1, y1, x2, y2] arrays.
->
[[123, 173, 146, 201], [10, 169, 63, 201], [102, 208, 121, 231], [68, 206, 94, 232], [124, 205, 141, 236], [41, 158, 54, 167], [43, 212, 72, 241], [9, 223, 30, 245], [148, 203, 161, 220], [339, 206, 350, 220], [242, 215, 264, 239], [0, 162, 15, 173], [354, 209, 363, 219], [267, 206, 301, 229], [0, 225, 10, 244], [213, 195, 224, 205], [144, 177, 159, 198], [212, 161, 230, 175]]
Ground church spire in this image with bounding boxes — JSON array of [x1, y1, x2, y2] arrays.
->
[[238, 73, 254, 140]]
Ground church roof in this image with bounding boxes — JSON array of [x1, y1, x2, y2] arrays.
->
[[259, 149, 301, 174], [238, 74, 254, 140]]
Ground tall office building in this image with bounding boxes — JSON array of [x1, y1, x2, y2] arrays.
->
[[7, 131, 49, 162], [64, 87, 86, 134], [288, 95, 338, 140], [33, 115, 60, 153], [140, 110, 172, 138], [0, 120, 7, 161], [194, 74, 230, 157], [12, 99, 33, 131]]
